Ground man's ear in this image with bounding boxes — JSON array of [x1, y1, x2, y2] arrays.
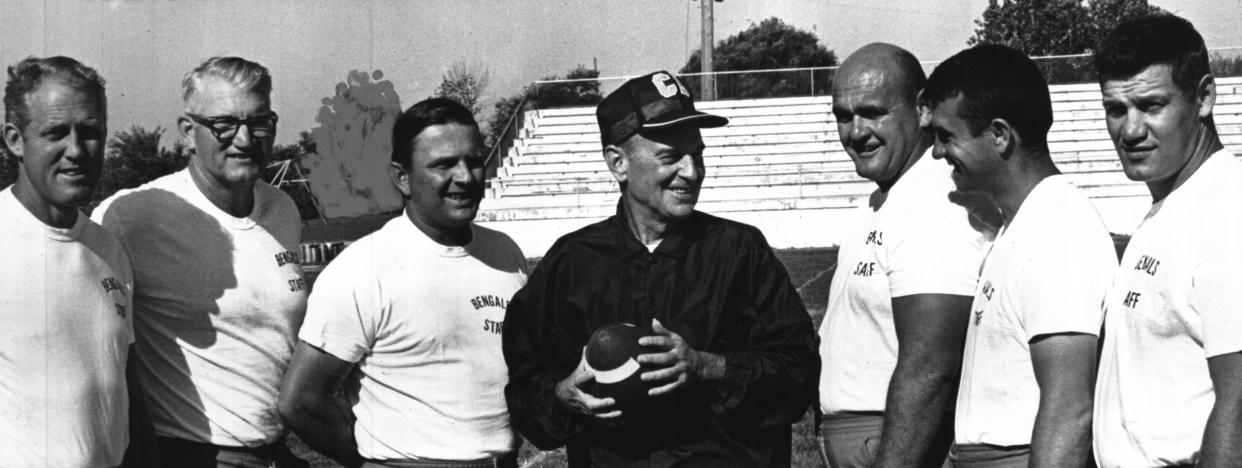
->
[[989, 118, 1015, 158], [603, 144, 628, 184], [3, 122, 24, 161], [915, 90, 932, 127], [177, 115, 197, 151], [389, 161, 411, 197], [1196, 74, 1217, 119]]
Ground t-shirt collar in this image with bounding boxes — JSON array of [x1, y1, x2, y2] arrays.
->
[[397, 208, 473, 258]]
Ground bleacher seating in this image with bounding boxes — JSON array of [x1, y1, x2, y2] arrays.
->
[[475, 78, 1242, 254]]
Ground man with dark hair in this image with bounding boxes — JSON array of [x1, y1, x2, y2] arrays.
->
[[94, 56, 307, 467], [280, 97, 527, 468], [923, 44, 1116, 468], [1092, 14, 1242, 467], [0, 55, 156, 467], [503, 71, 818, 466], [818, 43, 992, 468]]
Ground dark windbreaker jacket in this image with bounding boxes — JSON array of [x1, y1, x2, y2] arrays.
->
[[503, 203, 820, 467]]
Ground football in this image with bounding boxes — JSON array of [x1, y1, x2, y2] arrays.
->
[[584, 322, 657, 415]]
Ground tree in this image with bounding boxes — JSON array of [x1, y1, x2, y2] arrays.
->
[[968, 0, 1167, 83], [1085, 0, 1167, 48], [432, 61, 490, 118], [484, 65, 604, 165], [530, 65, 603, 109], [91, 125, 188, 210], [1211, 53, 1242, 77], [679, 17, 837, 99]]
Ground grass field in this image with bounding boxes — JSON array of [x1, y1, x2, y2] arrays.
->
[[292, 244, 840, 468]]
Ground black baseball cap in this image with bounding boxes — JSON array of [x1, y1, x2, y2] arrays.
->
[[595, 71, 728, 146]]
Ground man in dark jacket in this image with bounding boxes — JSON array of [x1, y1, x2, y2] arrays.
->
[[502, 70, 820, 467]]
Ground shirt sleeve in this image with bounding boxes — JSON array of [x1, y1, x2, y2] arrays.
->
[[887, 198, 989, 298], [708, 229, 820, 428], [1192, 212, 1242, 357], [1015, 233, 1112, 341], [502, 246, 586, 449], [297, 247, 379, 363]]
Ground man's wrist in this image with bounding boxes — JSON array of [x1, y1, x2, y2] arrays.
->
[[692, 351, 727, 383]]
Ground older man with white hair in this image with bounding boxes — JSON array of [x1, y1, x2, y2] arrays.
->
[[95, 56, 308, 467]]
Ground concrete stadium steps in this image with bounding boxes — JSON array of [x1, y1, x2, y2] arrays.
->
[[477, 78, 1242, 254], [476, 191, 868, 222]]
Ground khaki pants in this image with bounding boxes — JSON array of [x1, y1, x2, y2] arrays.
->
[[948, 443, 1029, 468], [819, 412, 953, 468]]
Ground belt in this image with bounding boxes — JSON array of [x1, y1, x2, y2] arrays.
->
[[364, 453, 518, 468], [157, 436, 283, 458]]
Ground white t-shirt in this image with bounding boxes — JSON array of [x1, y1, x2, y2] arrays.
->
[[0, 187, 134, 467], [819, 151, 992, 414], [93, 169, 308, 447], [1095, 151, 1242, 467], [954, 175, 1115, 446], [299, 213, 527, 460]]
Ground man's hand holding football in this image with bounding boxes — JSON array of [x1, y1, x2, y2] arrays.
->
[[638, 319, 726, 395], [555, 350, 623, 420]]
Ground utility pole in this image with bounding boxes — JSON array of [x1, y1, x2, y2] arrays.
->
[[700, 0, 718, 101]]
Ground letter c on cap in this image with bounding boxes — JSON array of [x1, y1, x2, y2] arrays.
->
[[652, 73, 680, 98]]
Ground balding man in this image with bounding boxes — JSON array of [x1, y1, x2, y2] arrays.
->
[[94, 56, 307, 467], [817, 43, 992, 468]]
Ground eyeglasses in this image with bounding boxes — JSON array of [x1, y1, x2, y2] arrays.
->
[[185, 112, 278, 142]]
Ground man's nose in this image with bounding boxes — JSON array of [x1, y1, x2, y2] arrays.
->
[[64, 128, 87, 161], [451, 159, 478, 184], [677, 154, 702, 181], [232, 123, 255, 148], [1120, 109, 1148, 144], [849, 115, 871, 141]]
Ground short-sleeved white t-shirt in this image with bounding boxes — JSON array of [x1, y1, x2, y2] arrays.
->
[[0, 187, 134, 467], [93, 169, 308, 447], [1095, 151, 1242, 467], [819, 151, 993, 414], [955, 175, 1115, 446], [299, 213, 527, 460]]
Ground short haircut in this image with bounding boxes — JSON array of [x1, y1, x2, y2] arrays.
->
[[4, 56, 106, 131], [923, 44, 1053, 148], [1095, 14, 1209, 94], [181, 56, 272, 104], [391, 97, 479, 167]]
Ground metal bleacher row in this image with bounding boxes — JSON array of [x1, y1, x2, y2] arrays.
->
[[468, 78, 1242, 255]]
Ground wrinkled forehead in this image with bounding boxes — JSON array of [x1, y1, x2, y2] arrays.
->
[[832, 68, 908, 107]]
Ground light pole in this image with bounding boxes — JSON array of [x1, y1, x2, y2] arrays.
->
[[700, 0, 721, 101]]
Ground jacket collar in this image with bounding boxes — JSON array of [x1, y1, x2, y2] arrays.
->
[[609, 198, 700, 260]]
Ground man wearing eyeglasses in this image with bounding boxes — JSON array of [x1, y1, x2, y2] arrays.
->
[[94, 56, 308, 467]]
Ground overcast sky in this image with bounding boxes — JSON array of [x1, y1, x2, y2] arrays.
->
[[2, 0, 1238, 147]]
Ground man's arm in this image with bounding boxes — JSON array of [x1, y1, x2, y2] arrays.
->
[[1029, 333, 1097, 468], [277, 342, 363, 468], [502, 254, 592, 449], [1200, 351, 1242, 467], [874, 293, 972, 468], [120, 346, 160, 468]]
